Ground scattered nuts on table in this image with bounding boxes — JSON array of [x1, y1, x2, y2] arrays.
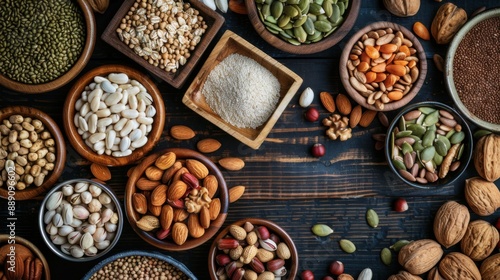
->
[[73, 72, 157, 157], [460, 220, 499, 261], [473, 133, 500, 182], [438, 252, 481, 280], [0, 115, 56, 190], [464, 177, 500, 216]]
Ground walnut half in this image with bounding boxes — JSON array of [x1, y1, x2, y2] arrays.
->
[[322, 114, 352, 141]]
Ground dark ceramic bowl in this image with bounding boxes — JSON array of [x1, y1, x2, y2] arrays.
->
[[384, 101, 473, 189]]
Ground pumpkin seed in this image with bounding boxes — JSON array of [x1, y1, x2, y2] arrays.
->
[[337, 1, 345, 14], [396, 130, 413, 138], [412, 140, 424, 152], [311, 224, 334, 236], [406, 124, 426, 137], [286, 0, 300, 4], [293, 14, 308, 27], [455, 143, 464, 161], [264, 21, 283, 32], [473, 129, 492, 139], [445, 129, 456, 139], [422, 130, 435, 147], [450, 131, 465, 144], [398, 116, 406, 132], [283, 5, 299, 17], [266, 26, 280, 34], [293, 26, 307, 42], [380, 248, 392, 266], [420, 146, 435, 162], [303, 17, 316, 35], [366, 209, 379, 228], [339, 239, 356, 253], [401, 142, 413, 155], [286, 37, 301, 45], [298, 0, 309, 12], [271, 1, 284, 18], [314, 20, 332, 33], [331, 15, 344, 27], [278, 14, 291, 28], [323, 26, 337, 37], [436, 135, 451, 150], [322, 0, 333, 17], [434, 139, 449, 157], [418, 107, 437, 115], [390, 240, 411, 252], [279, 30, 293, 39], [262, 4, 271, 17], [309, 2, 324, 15], [329, 3, 340, 23]]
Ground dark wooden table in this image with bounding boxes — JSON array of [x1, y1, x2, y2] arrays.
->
[[1, 0, 499, 279]]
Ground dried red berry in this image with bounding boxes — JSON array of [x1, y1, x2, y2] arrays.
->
[[304, 107, 320, 122], [311, 143, 326, 157], [393, 198, 408, 212], [328, 260, 344, 275]]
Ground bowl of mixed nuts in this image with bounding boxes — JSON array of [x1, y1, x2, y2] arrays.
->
[[385, 101, 473, 189], [125, 148, 229, 251], [0, 106, 66, 200], [208, 218, 298, 279], [63, 64, 165, 167], [339, 21, 427, 111], [38, 178, 123, 262]]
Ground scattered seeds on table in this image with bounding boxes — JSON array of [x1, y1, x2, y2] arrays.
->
[[311, 224, 334, 237]]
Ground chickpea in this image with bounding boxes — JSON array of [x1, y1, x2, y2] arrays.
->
[[18, 130, 29, 140], [31, 119, 43, 130], [29, 131, 38, 142], [9, 115, 23, 124], [40, 131, 51, 140], [46, 152, 56, 163], [16, 182, 26, 190], [28, 153, 38, 162], [20, 139, 33, 148], [12, 124, 22, 131], [36, 158, 47, 168], [17, 147, 28, 155], [21, 121, 34, 132]]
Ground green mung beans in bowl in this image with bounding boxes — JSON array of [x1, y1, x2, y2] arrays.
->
[[0, 0, 96, 94], [384, 101, 473, 189]]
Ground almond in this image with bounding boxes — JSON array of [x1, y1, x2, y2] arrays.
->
[[90, 163, 111, 181], [145, 166, 164, 181], [172, 167, 189, 183], [203, 174, 219, 198], [167, 180, 188, 201], [171, 222, 189, 245], [155, 152, 176, 170], [197, 138, 222, 153], [173, 208, 189, 222], [349, 105, 363, 128], [209, 198, 221, 220], [186, 159, 209, 179], [320, 91, 336, 113], [162, 161, 183, 184], [229, 185, 245, 203], [199, 206, 211, 229], [160, 204, 174, 230], [170, 125, 195, 140], [219, 157, 245, 171], [136, 177, 161, 191], [148, 200, 162, 216], [358, 110, 378, 127], [336, 93, 352, 115], [132, 193, 148, 214], [150, 184, 168, 206], [187, 213, 205, 238]]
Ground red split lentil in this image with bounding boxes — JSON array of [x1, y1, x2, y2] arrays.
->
[[453, 16, 500, 124]]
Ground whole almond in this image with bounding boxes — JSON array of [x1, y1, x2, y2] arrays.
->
[[170, 125, 196, 140], [209, 198, 221, 220], [320, 91, 336, 113], [187, 213, 205, 238], [155, 152, 176, 170], [160, 204, 174, 230], [186, 159, 209, 179], [171, 222, 189, 245], [145, 166, 164, 181], [90, 163, 111, 181], [199, 206, 211, 229], [349, 105, 363, 128], [358, 110, 378, 127], [148, 200, 162, 216], [132, 193, 148, 214], [136, 177, 161, 191], [150, 184, 168, 206], [167, 180, 188, 201], [219, 157, 245, 171], [173, 208, 189, 222], [203, 174, 219, 198], [162, 161, 183, 184], [229, 185, 245, 203], [197, 138, 222, 153], [336, 93, 352, 115]]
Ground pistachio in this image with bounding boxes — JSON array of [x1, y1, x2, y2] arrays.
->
[[80, 232, 94, 250], [46, 191, 63, 211]]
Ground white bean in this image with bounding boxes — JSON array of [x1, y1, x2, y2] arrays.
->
[[89, 82, 97, 90], [120, 120, 135, 137], [94, 76, 107, 83], [74, 113, 80, 128], [82, 131, 90, 140], [110, 103, 126, 113], [105, 92, 123, 106], [78, 116, 88, 131], [98, 101, 107, 110], [88, 88, 103, 103], [101, 80, 116, 93], [129, 129, 142, 142], [95, 109, 111, 118], [113, 137, 121, 145], [108, 73, 129, 84], [80, 103, 90, 117], [97, 126, 106, 133], [75, 99, 84, 111], [110, 114, 120, 124], [128, 95, 138, 110], [146, 124, 152, 133], [112, 150, 132, 157], [93, 141, 105, 152], [88, 114, 98, 134], [105, 149, 112, 155], [113, 118, 128, 131], [89, 133, 106, 144], [120, 137, 131, 152], [137, 116, 153, 125], [145, 105, 156, 118], [137, 99, 146, 112], [111, 144, 120, 151], [131, 136, 147, 148], [90, 96, 100, 113], [106, 130, 115, 150], [121, 90, 129, 105], [77, 128, 84, 135], [97, 117, 112, 128], [121, 109, 139, 119], [127, 86, 140, 96]]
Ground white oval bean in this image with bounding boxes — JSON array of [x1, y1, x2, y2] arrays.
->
[[128, 95, 138, 110], [108, 73, 128, 84], [101, 80, 116, 93], [137, 116, 153, 125], [131, 136, 148, 148], [129, 129, 142, 142], [106, 130, 116, 150], [88, 88, 103, 103], [119, 84, 131, 90], [80, 103, 90, 117], [112, 150, 132, 157], [120, 120, 135, 137], [105, 92, 123, 106], [110, 103, 126, 113], [131, 80, 146, 92], [84, 111, 93, 122], [88, 114, 98, 134], [111, 144, 119, 151], [105, 149, 112, 155], [146, 124, 152, 133], [75, 99, 84, 111], [120, 137, 131, 152], [145, 105, 156, 118], [126, 86, 140, 96], [82, 131, 90, 140], [78, 116, 88, 131], [77, 128, 84, 135], [89, 82, 96, 90], [97, 126, 106, 133], [95, 109, 111, 118], [94, 76, 107, 83], [138, 112, 145, 118], [120, 90, 129, 105], [138, 92, 153, 105], [96, 148, 105, 155], [98, 101, 107, 110], [137, 99, 146, 112], [74, 113, 80, 128], [90, 96, 100, 113], [97, 117, 113, 128], [113, 137, 121, 145], [93, 141, 105, 152], [139, 124, 147, 136], [89, 133, 106, 144], [113, 118, 128, 131], [110, 114, 120, 124], [122, 109, 139, 119]]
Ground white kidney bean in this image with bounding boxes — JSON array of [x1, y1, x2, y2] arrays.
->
[[108, 73, 128, 84], [100, 80, 116, 93], [120, 137, 131, 152], [105, 130, 115, 150]]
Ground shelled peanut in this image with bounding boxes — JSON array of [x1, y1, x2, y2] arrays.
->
[[132, 151, 221, 245], [214, 222, 292, 280], [346, 27, 420, 110]]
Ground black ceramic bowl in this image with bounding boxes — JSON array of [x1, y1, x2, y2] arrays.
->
[[384, 101, 473, 189]]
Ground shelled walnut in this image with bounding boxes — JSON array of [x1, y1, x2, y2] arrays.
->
[[322, 114, 352, 141]]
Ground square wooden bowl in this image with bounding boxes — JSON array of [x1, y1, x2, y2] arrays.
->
[[182, 30, 303, 149], [101, 0, 225, 89]]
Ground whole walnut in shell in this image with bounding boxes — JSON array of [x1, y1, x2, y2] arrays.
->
[[460, 220, 499, 262], [433, 201, 470, 248], [474, 133, 500, 182], [431, 3, 467, 44], [438, 252, 481, 280], [427, 267, 445, 280], [398, 239, 443, 275], [387, 271, 422, 280], [480, 253, 500, 280], [464, 177, 500, 216], [383, 0, 420, 17]]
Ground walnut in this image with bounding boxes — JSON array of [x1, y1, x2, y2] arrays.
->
[[474, 133, 500, 182], [387, 271, 422, 280], [433, 201, 470, 248], [460, 220, 499, 261], [464, 177, 500, 216], [397, 239, 443, 275], [431, 3, 467, 44], [439, 252, 481, 280], [323, 114, 352, 141], [383, 0, 420, 17], [480, 253, 500, 280]]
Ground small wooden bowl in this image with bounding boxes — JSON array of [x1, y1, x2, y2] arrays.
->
[[63, 64, 165, 166], [0, 0, 96, 94], [208, 218, 299, 280], [0, 106, 66, 200], [245, 0, 361, 54], [125, 148, 229, 251], [339, 21, 427, 111], [183, 30, 303, 149], [101, 0, 225, 89], [0, 235, 51, 280]]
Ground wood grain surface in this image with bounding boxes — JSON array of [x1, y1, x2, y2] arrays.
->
[[1, 1, 499, 280]]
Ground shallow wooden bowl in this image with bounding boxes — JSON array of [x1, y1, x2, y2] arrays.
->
[[183, 30, 303, 149], [245, 0, 361, 54], [208, 218, 299, 280], [125, 148, 229, 251], [101, 0, 225, 89], [0, 106, 66, 200], [339, 21, 427, 111], [63, 64, 165, 166], [0, 0, 96, 94], [0, 235, 51, 280]]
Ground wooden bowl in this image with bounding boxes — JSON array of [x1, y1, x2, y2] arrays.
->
[[125, 148, 229, 251], [0, 234, 51, 280], [101, 0, 225, 89], [63, 64, 165, 166], [208, 218, 299, 280], [183, 30, 303, 149], [0, 0, 96, 94], [339, 21, 427, 111], [0, 106, 66, 200], [245, 0, 361, 54]]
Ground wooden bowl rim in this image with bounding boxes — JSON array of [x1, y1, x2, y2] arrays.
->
[[125, 148, 229, 251], [0, 106, 67, 200], [245, 0, 361, 54], [208, 218, 299, 280], [0, 234, 51, 280], [384, 101, 473, 189], [63, 64, 166, 167], [0, 0, 96, 94], [339, 21, 428, 111]]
